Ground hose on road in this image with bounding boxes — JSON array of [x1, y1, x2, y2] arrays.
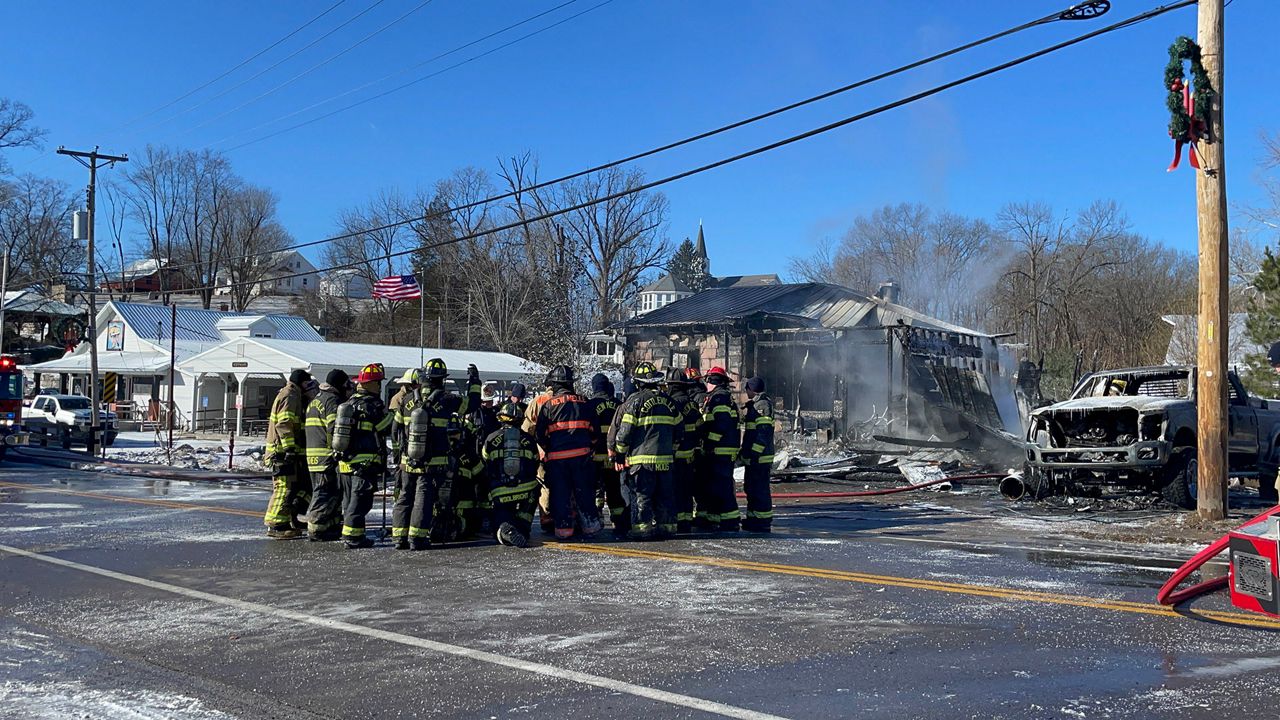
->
[[741, 472, 1007, 499], [1157, 505, 1280, 606]]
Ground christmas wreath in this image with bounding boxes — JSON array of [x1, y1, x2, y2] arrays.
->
[[1165, 36, 1215, 171]]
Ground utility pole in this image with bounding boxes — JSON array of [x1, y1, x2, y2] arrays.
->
[[1194, 0, 1228, 520], [57, 146, 128, 457], [0, 244, 10, 355]]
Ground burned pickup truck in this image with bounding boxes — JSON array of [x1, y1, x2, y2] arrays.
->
[[1022, 366, 1280, 508]]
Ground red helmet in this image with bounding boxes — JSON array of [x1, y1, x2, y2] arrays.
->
[[356, 363, 385, 383], [705, 366, 731, 384]]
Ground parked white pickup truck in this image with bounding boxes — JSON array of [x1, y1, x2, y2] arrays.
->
[[24, 394, 117, 447]]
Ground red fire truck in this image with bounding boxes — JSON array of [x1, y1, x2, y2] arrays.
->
[[0, 355, 30, 461]]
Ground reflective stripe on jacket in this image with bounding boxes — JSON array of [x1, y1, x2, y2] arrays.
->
[[739, 393, 775, 465], [336, 390, 390, 474], [530, 389, 595, 463], [668, 389, 701, 462], [700, 387, 739, 461], [613, 388, 683, 469], [303, 386, 341, 472], [266, 382, 305, 461], [587, 393, 619, 464]]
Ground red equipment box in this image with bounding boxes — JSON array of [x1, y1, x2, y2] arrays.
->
[[1228, 518, 1280, 617]]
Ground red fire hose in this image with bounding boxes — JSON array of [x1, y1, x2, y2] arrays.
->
[[1157, 505, 1280, 606], [739, 472, 1007, 499]]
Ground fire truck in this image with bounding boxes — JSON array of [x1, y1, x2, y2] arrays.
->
[[0, 355, 30, 461]]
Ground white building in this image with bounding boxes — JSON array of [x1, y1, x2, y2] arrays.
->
[[25, 300, 544, 436], [320, 268, 373, 299], [216, 250, 320, 298]]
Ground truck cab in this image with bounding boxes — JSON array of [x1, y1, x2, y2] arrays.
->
[[0, 355, 31, 460]]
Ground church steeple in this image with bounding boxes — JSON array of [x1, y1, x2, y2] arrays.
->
[[694, 221, 709, 273]]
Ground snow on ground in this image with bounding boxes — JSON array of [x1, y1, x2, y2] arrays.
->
[[106, 431, 267, 472], [0, 627, 237, 720]]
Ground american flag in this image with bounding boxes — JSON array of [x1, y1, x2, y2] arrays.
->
[[372, 274, 422, 301]]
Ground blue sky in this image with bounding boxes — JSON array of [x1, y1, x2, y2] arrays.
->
[[2, 0, 1276, 279]]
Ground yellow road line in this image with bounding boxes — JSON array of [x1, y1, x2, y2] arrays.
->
[[552, 544, 1280, 631], [0, 481, 262, 519], [6, 480, 1275, 630]]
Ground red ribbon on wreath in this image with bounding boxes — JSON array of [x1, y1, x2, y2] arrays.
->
[[1167, 77, 1200, 172]]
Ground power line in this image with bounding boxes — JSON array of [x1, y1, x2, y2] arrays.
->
[[221, 0, 616, 152], [181, 0, 439, 137], [207, 0, 582, 148], [173, 0, 1197, 297], [137, 0, 391, 134], [107, 1, 349, 133], [158, 0, 1105, 278]]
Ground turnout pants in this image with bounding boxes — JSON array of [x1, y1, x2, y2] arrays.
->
[[453, 473, 488, 539], [698, 456, 739, 531], [264, 457, 310, 530], [490, 476, 539, 538], [305, 466, 342, 538], [340, 469, 378, 542], [672, 459, 695, 532], [625, 466, 675, 539], [742, 463, 773, 531], [545, 455, 600, 533], [598, 463, 630, 535], [390, 468, 422, 543]]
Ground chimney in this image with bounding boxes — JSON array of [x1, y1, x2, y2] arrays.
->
[[875, 280, 901, 304]]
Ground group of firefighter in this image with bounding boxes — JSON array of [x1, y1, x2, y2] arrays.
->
[[260, 357, 775, 550]]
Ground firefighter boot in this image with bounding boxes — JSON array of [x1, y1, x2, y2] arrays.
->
[[344, 536, 375, 549], [497, 522, 529, 548]]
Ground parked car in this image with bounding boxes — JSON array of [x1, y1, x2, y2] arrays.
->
[[1024, 366, 1280, 508], [24, 394, 118, 447]]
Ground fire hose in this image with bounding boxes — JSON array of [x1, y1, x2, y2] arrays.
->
[[740, 472, 1006, 499], [1157, 505, 1280, 606]]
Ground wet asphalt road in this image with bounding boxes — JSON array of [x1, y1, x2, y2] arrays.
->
[[2, 462, 1279, 720]]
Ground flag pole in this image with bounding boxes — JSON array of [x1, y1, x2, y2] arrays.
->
[[418, 275, 425, 366]]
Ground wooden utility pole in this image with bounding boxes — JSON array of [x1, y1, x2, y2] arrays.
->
[[57, 147, 128, 456], [1195, 0, 1228, 520]]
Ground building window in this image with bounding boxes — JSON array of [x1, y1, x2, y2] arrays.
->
[[302, 278, 308, 286]]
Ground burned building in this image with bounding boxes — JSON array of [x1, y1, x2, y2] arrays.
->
[[602, 282, 1022, 449]]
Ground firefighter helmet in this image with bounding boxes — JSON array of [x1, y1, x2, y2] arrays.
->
[[496, 402, 522, 424], [396, 368, 422, 385], [633, 362, 663, 385], [682, 367, 702, 383], [545, 365, 575, 387], [704, 366, 730, 384], [423, 358, 449, 380], [356, 363, 385, 383]]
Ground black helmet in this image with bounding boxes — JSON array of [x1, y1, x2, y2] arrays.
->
[[633, 361, 663, 386], [546, 365, 575, 387], [496, 402, 522, 424], [1269, 342, 1280, 368], [423, 358, 449, 381]]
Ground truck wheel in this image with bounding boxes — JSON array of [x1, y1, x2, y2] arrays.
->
[[1160, 448, 1197, 510]]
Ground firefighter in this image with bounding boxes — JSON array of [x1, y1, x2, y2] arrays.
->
[[447, 415, 488, 541], [303, 369, 351, 541], [263, 369, 316, 539], [739, 376, 775, 533], [336, 363, 393, 549], [482, 402, 540, 548], [508, 382, 529, 418], [388, 368, 421, 467], [528, 365, 602, 540], [699, 367, 741, 532], [613, 362, 682, 540], [587, 373, 628, 537], [393, 358, 481, 550], [664, 368, 702, 534]]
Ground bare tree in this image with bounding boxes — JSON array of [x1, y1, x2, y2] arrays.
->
[[554, 166, 671, 327], [122, 146, 186, 296], [0, 99, 45, 174], [0, 174, 80, 289], [217, 186, 291, 311], [325, 190, 412, 342]]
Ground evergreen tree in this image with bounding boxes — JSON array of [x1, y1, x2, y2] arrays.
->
[[667, 238, 698, 288], [1242, 247, 1280, 395]]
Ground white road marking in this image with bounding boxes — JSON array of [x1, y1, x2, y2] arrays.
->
[[0, 543, 789, 720]]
